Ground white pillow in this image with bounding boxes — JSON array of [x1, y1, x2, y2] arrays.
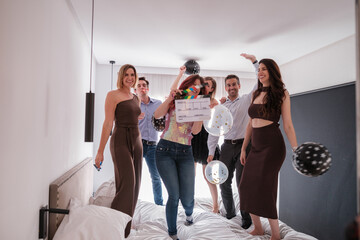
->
[[89, 195, 115, 208], [53, 198, 131, 240], [90, 178, 115, 207], [93, 177, 116, 197]]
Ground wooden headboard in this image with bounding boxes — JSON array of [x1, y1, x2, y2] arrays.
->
[[48, 157, 93, 240]]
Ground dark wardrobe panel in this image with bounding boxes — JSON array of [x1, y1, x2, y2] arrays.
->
[[279, 83, 356, 240]]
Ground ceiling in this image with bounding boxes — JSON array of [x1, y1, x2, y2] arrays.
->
[[69, 0, 355, 72]]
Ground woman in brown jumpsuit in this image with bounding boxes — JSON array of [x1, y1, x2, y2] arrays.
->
[[239, 59, 298, 240], [95, 64, 143, 238]]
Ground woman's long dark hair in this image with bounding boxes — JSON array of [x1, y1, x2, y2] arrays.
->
[[252, 59, 285, 118], [169, 74, 204, 111]]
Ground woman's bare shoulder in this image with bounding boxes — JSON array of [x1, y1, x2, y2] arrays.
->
[[283, 89, 290, 99], [105, 90, 122, 103], [107, 89, 119, 96]]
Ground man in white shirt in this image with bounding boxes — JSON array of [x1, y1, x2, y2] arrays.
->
[[207, 54, 258, 229]]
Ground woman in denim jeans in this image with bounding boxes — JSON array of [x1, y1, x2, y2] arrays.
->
[[154, 74, 203, 240]]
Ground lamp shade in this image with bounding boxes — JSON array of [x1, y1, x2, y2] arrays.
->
[[85, 92, 95, 142]]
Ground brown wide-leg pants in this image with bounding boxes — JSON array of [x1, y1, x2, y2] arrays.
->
[[110, 125, 143, 237]]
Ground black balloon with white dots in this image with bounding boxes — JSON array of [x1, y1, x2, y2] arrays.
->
[[292, 142, 332, 177]]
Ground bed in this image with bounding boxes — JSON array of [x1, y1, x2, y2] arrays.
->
[[48, 158, 93, 240], [49, 158, 317, 240]]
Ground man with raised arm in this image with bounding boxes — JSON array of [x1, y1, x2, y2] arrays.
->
[[207, 53, 258, 229]]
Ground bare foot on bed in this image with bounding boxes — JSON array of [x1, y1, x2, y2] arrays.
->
[[212, 205, 219, 213], [270, 236, 280, 240], [270, 235, 281, 240], [249, 228, 265, 236]]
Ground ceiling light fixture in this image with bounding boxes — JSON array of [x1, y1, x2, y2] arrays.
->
[[84, 0, 95, 142], [110, 60, 115, 90]]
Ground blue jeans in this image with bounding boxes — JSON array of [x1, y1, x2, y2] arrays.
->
[[143, 142, 163, 205], [156, 139, 195, 236]]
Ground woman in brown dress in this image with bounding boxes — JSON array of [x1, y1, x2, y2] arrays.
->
[[95, 64, 143, 238], [239, 59, 298, 240]]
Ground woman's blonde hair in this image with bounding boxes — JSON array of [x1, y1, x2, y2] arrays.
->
[[117, 64, 138, 89]]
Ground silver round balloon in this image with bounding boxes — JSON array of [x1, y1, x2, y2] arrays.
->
[[205, 160, 229, 184], [204, 105, 233, 136]]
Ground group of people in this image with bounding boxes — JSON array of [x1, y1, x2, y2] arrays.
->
[[94, 53, 298, 240]]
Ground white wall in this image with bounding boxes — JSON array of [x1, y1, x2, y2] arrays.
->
[[277, 35, 355, 214], [93, 64, 115, 191], [281, 35, 356, 94], [0, 0, 93, 239]]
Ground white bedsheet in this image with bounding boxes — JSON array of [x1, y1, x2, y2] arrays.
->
[[129, 198, 317, 240], [90, 178, 317, 240]]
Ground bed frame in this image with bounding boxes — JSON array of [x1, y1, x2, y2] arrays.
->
[[48, 157, 93, 240]]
